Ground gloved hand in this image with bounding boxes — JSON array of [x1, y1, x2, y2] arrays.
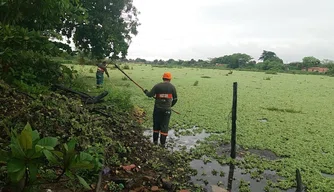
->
[[143, 89, 148, 94]]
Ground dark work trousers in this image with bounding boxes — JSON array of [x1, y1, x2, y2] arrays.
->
[[96, 72, 104, 87], [153, 107, 171, 147]]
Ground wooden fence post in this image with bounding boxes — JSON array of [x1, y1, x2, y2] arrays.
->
[[230, 82, 238, 159], [296, 169, 303, 192], [227, 162, 235, 191]]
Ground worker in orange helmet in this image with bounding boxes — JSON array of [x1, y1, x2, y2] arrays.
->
[[144, 72, 178, 148]]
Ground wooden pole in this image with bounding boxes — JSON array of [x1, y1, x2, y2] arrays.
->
[[296, 169, 303, 192], [230, 82, 238, 159], [227, 162, 235, 191]]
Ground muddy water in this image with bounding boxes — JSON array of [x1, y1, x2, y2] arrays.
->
[[190, 158, 296, 192], [322, 172, 334, 179], [143, 128, 210, 151], [143, 129, 296, 191]]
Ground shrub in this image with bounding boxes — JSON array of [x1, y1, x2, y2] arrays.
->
[[1, 123, 98, 191], [106, 88, 133, 111], [265, 71, 278, 75], [263, 77, 272, 80], [122, 64, 130, 70], [193, 80, 199, 86], [89, 67, 94, 73]]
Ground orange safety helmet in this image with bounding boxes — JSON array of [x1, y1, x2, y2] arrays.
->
[[162, 72, 172, 80]]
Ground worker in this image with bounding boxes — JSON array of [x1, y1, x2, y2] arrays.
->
[[143, 72, 178, 148], [96, 61, 110, 88]]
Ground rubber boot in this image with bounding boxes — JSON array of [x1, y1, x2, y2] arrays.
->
[[160, 135, 167, 148], [153, 132, 159, 145]]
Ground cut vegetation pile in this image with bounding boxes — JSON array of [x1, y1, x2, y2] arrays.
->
[[0, 80, 198, 192]]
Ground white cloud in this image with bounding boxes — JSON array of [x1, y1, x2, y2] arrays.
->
[[128, 0, 334, 62]]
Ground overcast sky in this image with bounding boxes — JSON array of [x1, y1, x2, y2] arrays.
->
[[127, 0, 334, 63]]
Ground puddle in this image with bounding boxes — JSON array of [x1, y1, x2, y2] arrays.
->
[[322, 172, 334, 179], [258, 118, 268, 122], [248, 149, 279, 160], [190, 158, 295, 192], [143, 128, 210, 151], [216, 144, 279, 161]]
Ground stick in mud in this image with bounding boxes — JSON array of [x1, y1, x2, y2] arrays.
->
[[230, 82, 238, 159]]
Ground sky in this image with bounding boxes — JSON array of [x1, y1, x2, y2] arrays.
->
[[127, 0, 334, 63]]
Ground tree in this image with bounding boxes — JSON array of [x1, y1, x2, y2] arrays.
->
[[66, 0, 139, 59], [135, 58, 146, 63], [302, 56, 320, 70], [211, 53, 253, 69], [259, 50, 283, 63], [321, 59, 334, 66], [0, 0, 140, 85], [327, 64, 334, 76], [167, 59, 175, 64], [287, 62, 303, 70]]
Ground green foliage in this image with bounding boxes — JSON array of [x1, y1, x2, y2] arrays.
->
[[1, 122, 98, 190], [2, 122, 56, 189], [211, 53, 253, 69], [106, 88, 133, 111], [259, 50, 283, 63], [71, 0, 139, 59], [106, 181, 125, 192], [122, 64, 131, 70], [257, 60, 283, 71], [265, 71, 278, 75], [12, 81, 49, 95], [327, 65, 334, 76], [302, 56, 320, 69], [89, 67, 94, 73], [1, 0, 139, 87], [239, 179, 251, 192]]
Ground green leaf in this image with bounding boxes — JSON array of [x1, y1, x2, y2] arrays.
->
[[31, 130, 40, 142], [19, 122, 33, 150], [78, 152, 93, 162], [44, 146, 54, 150], [25, 148, 42, 159], [76, 175, 91, 190], [35, 145, 44, 153], [10, 143, 25, 159], [27, 163, 38, 182], [37, 137, 58, 148], [65, 170, 75, 179], [43, 150, 58, 164], [63, 143, 68, 152], [67, 139, 77, 152], [7, 158, 25, 173], [9, 168, 25, 183], [52, 151, 64, 158]]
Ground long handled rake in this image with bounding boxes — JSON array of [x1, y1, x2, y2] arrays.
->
[[114, 64, 180, 115]]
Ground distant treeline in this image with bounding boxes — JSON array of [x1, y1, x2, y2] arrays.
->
[[120, 50, 334, 76]]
